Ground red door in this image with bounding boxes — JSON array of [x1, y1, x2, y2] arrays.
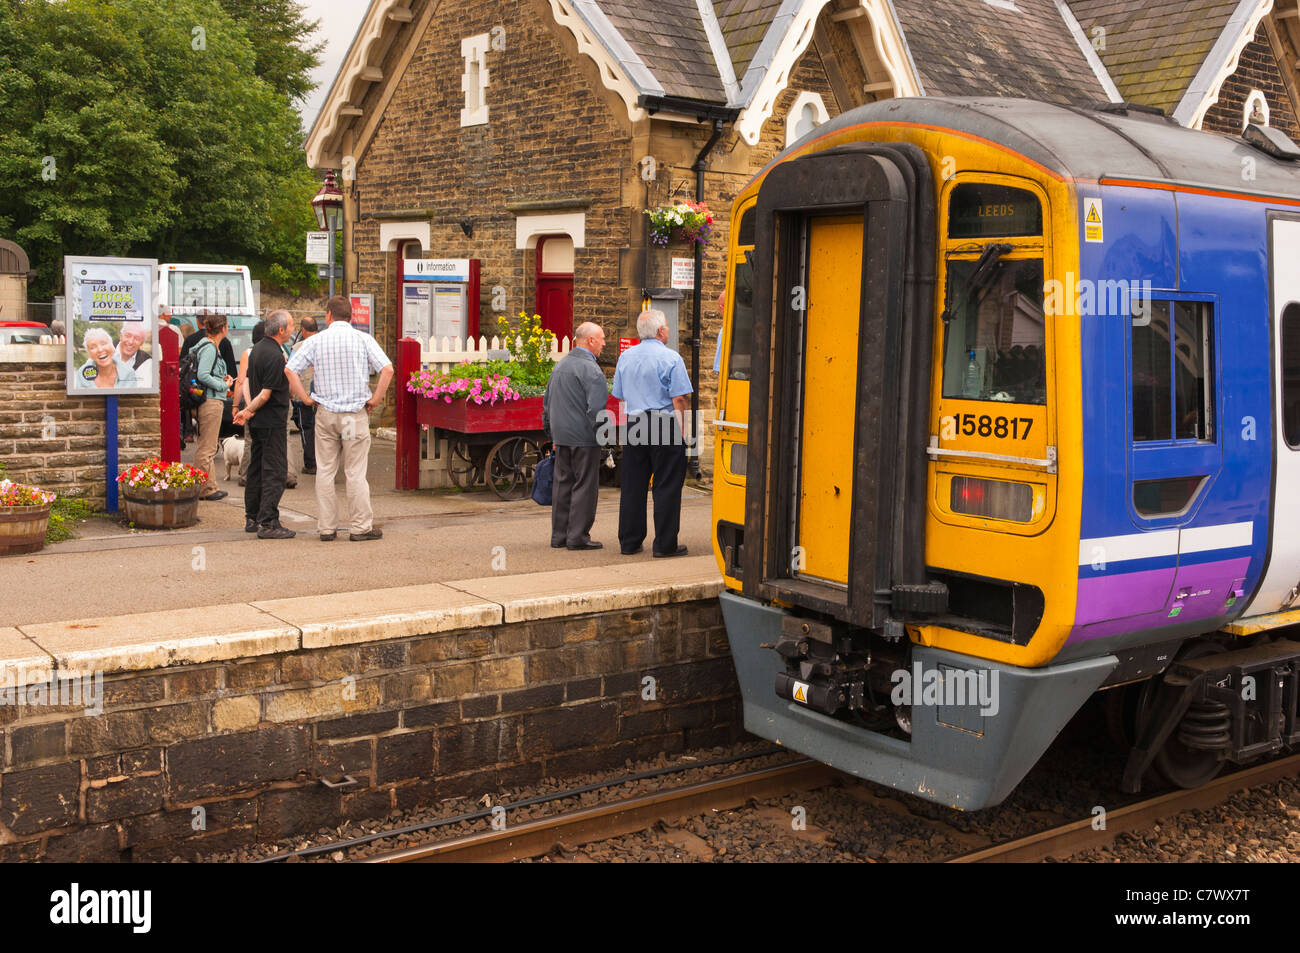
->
[[536, 236, 574, 342]]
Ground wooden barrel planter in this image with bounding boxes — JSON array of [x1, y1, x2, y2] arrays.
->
[[0, 504, 51, 555], [121, 487, 201, 529]]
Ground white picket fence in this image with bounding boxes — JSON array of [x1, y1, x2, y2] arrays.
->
[[418, 334, 572, 373], [415, 334, 571, 488]]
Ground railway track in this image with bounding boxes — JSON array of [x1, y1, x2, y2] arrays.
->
[[360, 752, 1300, 863], [950, 753, 1300, 862], [363, 760, 836, 863]]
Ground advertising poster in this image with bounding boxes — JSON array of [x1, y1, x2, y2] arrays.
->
[[64, 256, 159, 396], [349, 293, 374, 336]]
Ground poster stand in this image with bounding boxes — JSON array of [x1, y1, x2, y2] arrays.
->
[[105, 397, 119, 513]]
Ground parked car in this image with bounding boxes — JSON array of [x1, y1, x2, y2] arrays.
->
[[0, 321, 52, 345]]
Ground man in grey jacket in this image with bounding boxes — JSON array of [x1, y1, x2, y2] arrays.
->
[[542, 321, 608, 550]]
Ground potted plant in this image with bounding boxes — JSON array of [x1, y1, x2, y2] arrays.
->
[[0, 479, 56, 555], [117, 457, 207, 529], [646, 200, 714, 247], [406, 312, 556, 432]]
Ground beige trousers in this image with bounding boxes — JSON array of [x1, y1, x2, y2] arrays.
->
[[195, 398, 224, 494], [315, 408, 373, 534]]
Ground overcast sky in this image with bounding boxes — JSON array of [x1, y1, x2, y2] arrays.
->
[[300, 0, 368, 132]]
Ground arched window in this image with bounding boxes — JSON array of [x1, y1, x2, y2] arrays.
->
[[785, 91, 829, 147], [1244, 89, 1270, 130]]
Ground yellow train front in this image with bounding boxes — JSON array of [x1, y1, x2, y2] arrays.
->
[[713, 97, 1300, 809]]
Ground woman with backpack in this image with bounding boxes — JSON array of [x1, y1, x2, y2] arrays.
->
[[192, 312, 235, 501]]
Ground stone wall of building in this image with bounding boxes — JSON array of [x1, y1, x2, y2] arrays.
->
[[0, 600, 738, 861], [0, 345, 161, 508], [1203, 24, 1300, 138]]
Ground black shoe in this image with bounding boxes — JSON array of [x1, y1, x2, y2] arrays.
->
[[620, 545, 644, 555], [567, 540, 603, 551], [245, 518, 259, 533], [286, 482, 298, 489], [302, 466, 317, 475], [350, 528, 383, 541], [653, 545, 689, 558], [551, 541, 566, 549], [200, 490, 228, 502], [257, 525, 296, 539], [320, 532, 337, 542]]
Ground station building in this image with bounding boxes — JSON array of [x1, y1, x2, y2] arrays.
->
[[305, 0, 1300, 472]]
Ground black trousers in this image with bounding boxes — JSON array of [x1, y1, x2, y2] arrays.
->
[[294, 401, 316, 469], [618, 413, 686, 554], [245, 423, 288, 527], [551, 445, 601, 547]]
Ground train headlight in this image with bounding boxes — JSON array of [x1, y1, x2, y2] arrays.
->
[[729, 442, 747, 476], [950, 476, 1034, 522]]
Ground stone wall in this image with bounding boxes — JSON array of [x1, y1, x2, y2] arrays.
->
[[0, 345, 161, 507], [0, 600, 738, 861], [1203, 23, 1300, 138]]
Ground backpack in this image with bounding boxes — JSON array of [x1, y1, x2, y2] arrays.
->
[[531, 452, 554, 506], [178, 341, 214, 410]]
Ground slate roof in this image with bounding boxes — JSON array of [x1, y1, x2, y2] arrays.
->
[[1067, 0, 1239, 113], [596, 0, 728, 101], [891, 0, 1110, 104], [712, 0, 785, 78]]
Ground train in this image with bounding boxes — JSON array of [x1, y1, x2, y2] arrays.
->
[[710, 96, 1300, 809]]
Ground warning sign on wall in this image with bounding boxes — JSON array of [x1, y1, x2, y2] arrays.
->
[[671, 258, 695, 290], [1084, 197, 1104, 243]]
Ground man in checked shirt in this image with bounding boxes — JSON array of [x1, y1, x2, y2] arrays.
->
[[285, 296, 394, 541]]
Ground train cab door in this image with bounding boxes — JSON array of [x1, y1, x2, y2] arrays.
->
[[742, 144, 942, 630]]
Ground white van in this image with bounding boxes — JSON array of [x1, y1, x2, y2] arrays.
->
[[158, 263, 259, 353]]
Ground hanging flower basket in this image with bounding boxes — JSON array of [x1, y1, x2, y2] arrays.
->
[[647, 201, 714, 247], [0, 480, 55, 556], [118, 458, 206, 529]]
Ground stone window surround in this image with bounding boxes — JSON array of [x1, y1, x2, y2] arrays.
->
[[786, 90, 831, 147]]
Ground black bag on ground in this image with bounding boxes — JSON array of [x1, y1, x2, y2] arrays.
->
[[531, 452, 554, 506]]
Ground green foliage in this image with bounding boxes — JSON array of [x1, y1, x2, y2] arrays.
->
[[495, 312, 557, 390], [445, 360, 550, 397], [214, 0, 322, 103], [46, 495, 95, 544], [0, 0, 322, 299]]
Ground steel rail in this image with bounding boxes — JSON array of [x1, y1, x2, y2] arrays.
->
[[950, 752, 1300, 863], [363, 760, 837, 863]]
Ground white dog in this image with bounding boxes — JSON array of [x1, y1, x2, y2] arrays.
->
[[220, 435, 245, 481]]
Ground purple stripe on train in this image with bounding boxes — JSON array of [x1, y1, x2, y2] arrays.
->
[[1067, 556, 1251, 643]]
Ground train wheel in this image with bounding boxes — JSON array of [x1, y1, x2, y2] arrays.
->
[[1136, 640, 1228, 789], [446, 438, 481, 490], [486, 437, 542, 500]]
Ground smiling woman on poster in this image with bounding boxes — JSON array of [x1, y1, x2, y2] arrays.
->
[[75, 328, 138, 390]]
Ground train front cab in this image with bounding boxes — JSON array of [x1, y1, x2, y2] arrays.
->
[[712, 128, 1116, 810]]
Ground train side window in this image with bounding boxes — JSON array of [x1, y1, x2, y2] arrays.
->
[[1282, 302, 1300, 447], [941, 257, 1046, 404], [1131, 300, 1214, 443], [727, 250, 755, 381]]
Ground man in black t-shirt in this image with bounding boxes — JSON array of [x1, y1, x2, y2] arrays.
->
[[234, 310, 296, 538]]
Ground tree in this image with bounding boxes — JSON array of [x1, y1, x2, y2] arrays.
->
[[0, 0, 320, 298], [216, 0, 322, 103]]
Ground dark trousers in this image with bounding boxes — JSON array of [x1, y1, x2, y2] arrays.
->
[[551, 445, 601, 547], [294, 401, 316, 469], [245, 423, 288, 527], [618, 413, 686, 554]]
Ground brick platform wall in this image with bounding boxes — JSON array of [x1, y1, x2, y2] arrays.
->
[[0, 347, 161, 508], [1203, 24, 1300, 139], [0, 600, 739, 861]]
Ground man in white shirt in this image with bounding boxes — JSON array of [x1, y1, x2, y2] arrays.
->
[[286, 296, 394, 542]]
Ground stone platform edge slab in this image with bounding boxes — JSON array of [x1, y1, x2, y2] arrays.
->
[[10, 556, 725, 676]]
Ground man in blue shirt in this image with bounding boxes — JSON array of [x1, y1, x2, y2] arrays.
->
[[612, 309, 693, 557]]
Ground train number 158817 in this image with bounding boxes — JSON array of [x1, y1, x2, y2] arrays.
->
[[942, 414, 1033, 440]]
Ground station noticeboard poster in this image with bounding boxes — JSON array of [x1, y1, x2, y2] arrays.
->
[[349, 293, 374, 336], [64, 256, 159, 396], [619, 337, 639, 356], [402, 258, 481, 342]]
